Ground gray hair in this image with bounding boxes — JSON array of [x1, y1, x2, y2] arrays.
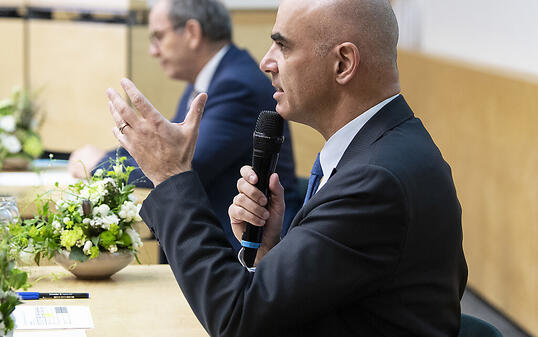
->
[[167, 0, 232, 42]]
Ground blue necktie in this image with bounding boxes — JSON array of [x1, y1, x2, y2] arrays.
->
[[303, 153, 323, 205]]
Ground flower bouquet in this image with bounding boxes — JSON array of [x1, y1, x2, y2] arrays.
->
[[9, 158, 143, 278], [0, 87, 43, 170], [0, 227, 30, 337]]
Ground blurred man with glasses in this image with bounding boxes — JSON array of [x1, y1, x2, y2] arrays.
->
[[69, 0, 300, 253]]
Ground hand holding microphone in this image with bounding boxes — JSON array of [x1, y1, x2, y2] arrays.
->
[[229, 111, 287, 267]]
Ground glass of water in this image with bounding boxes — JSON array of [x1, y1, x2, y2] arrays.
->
[[0, 196, 20, 227]]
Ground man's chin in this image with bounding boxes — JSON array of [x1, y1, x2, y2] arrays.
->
[[275, 104, 291, 121]]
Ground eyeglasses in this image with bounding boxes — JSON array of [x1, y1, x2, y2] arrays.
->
[[149, 22, 186, 49]]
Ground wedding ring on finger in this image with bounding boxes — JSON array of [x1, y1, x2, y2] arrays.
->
[[118, 121, 130, 134]]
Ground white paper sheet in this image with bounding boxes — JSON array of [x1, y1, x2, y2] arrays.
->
[[14, 330, 87, 337], [13, 306, 94, 330]]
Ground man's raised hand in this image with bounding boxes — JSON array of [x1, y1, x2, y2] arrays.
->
[[107, 78, 207, 187]]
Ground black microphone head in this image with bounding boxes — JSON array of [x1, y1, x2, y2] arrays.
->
[[255, 111, 284, 137]]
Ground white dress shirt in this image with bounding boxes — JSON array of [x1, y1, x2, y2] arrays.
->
[[194, 44, 231, 93], [317, 94, 400, 192], [187, 45, 231, 107]]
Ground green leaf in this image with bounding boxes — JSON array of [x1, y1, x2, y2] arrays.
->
[[9, 269, 28, 289], [119, 232, 132, 247], [68, 247, 89, 262]]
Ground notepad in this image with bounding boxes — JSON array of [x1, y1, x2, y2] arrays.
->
[[13, 306, 94, 330]]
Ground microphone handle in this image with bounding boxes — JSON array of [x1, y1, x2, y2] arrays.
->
[[241, 150, 279, 267]]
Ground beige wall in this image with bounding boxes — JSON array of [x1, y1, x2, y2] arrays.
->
[[399, 50, 538, 335], [130, 26, 185, 120], [0, 18, 24, 99], [28, 20, 128, 152]]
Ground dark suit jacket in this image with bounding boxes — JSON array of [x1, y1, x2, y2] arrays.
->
[[140, 95, 468, 337], [97, 44, 300, 251]]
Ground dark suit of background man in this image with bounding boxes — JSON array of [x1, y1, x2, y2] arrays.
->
[[107, 0, 468, 336], [69, 0, 300, 252]]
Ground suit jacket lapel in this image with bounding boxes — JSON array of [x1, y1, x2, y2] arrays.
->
[[173, 84, 194, 123], [206, 44, 239, 95], [285, 95, 414, 234], [336, 95, 414, 170]]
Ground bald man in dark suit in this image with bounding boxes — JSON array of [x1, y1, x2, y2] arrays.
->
[[106, 0, 467, 335]]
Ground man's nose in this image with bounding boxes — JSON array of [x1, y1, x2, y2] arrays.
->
[[149, 43, 159, 57], [260, 47, 278, 74]]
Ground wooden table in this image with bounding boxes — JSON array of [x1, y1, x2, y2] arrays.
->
[[20, 265, 208, 336]]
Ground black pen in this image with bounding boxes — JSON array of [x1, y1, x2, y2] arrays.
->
[[17, 292, 90, 300]]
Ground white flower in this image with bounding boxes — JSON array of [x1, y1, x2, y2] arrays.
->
[[82, 218, 91, 225], [126, 228, 143, 251], [89, 218, 102, 229], [82, 240, 93, 255], [78, 205, 84, 216], [63, 217, 71, 224], [0, 319, 5, 332], [1, 134, 21, 153], [79, 186, 91, 200], [108, 244, 118, 253], [128, 193, 137, 203], [94, 168, 104, 177], [52, 220, 62, 233], [85, 178, 115, 204], [0, 115, 16, 132], [102, 214, 119, 227], [93, 204, 110, 217], [113, 165, 123, 175], [89, 212, 118, 230], [119, 201, 140, 222]]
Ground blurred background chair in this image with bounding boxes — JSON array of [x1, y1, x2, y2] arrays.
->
[[458, 314, 503, 337]]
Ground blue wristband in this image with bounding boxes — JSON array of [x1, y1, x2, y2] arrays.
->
[[241, 240, 261, 249]]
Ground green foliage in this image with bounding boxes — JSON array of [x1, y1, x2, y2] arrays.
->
[[9, 157, 143, 264], [68, 247, 89, 263], [0, 87, 43, 168], [0, 227, 30, 335]]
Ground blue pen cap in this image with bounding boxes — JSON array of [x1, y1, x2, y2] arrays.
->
[[17, 292, 40, 300]]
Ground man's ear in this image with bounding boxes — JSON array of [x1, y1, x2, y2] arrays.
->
[[334, 42, 360, 85], [184, 19, 203, 49]]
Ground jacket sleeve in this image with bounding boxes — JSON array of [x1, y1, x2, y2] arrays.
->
[[140, 165, 407, 337], [93, 147, 153, 188]]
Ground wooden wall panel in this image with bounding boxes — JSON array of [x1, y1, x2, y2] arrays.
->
[[130, 26, 185, 120], [0, 18, 24, 99], [398, 50, 538, 335], [231, 10, 276, 63], [29, 20, 128, 152]]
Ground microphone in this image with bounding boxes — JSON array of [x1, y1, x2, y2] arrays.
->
[[241, 111, 284, 267]]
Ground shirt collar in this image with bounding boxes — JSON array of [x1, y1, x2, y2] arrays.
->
[[193, 44, 231, 93], [318, 93, 400, 190]]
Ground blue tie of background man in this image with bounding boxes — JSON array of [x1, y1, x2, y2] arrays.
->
[[304, 153, 323, 205]]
